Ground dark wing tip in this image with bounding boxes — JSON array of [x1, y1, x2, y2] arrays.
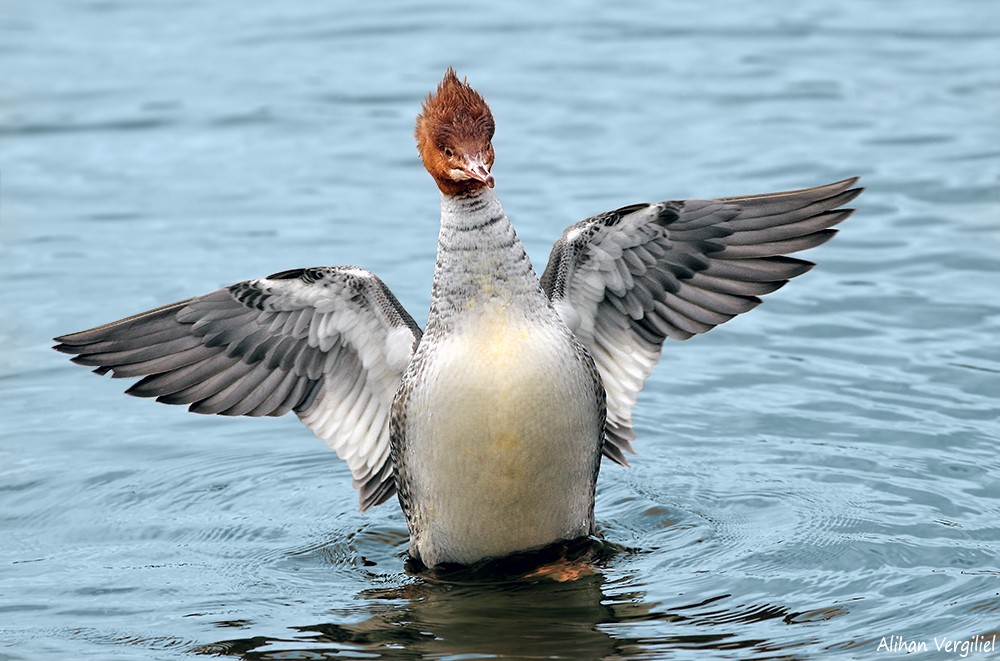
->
[[67, 354, 106, 367], [829, 176, 861, 191], [601, 442, 632, 468], [54, 329, 104, 349], [838, 185, 864, 207], [358, 465, 397, 512], [718, 176, 862, 205]]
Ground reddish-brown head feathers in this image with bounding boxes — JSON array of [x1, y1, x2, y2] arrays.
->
[[415, 68, 496, 197]]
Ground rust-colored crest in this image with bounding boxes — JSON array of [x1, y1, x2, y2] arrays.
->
[[415, 68, 496, 196]]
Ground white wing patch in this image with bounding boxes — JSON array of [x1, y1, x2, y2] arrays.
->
[[54, 266, 422, 511], [540, 179, 862, 465]]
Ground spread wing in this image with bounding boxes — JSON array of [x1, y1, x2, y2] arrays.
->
[[53, 266, 422, 511], [540, 178, 862, 465]]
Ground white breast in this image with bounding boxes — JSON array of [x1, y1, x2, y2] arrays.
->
[[399, 298, 603, 566]]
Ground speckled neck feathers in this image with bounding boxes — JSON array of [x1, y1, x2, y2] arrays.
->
[[423, 187, 551, 336]]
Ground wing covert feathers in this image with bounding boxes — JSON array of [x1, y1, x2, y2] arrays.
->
[[540, 178, 862, 464], [54, 266, 422, 511]]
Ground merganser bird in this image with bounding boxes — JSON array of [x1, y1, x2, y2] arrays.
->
[[54, 69, 862, 567]]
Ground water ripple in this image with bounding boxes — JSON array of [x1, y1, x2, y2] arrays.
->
[[3, 0, 999, 658]]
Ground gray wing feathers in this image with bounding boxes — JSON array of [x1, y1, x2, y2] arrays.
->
[[541, 178, 862, 465], [54, 266, 422, 511]]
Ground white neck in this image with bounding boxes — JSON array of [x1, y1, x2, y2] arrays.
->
[[425, 188, 550, 334]]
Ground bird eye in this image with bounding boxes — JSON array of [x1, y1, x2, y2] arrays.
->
[[443, 147, 454, 157]]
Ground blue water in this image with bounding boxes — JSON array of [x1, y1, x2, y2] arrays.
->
[[2, 1, 999, 659]]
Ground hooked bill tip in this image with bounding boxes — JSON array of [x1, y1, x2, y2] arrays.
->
[[468, 164, 494, 188]]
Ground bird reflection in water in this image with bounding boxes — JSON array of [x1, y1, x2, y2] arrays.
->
[[193, 537, 849, 659]]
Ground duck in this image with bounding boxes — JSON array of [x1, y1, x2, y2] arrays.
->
[[54, 68, 862, 567]]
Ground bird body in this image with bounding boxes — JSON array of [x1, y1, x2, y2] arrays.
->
[[391, 187, 604, 566], [54, 69, 862, 567]]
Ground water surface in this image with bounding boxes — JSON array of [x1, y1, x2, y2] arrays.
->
[[2, 1, 998, 659]]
